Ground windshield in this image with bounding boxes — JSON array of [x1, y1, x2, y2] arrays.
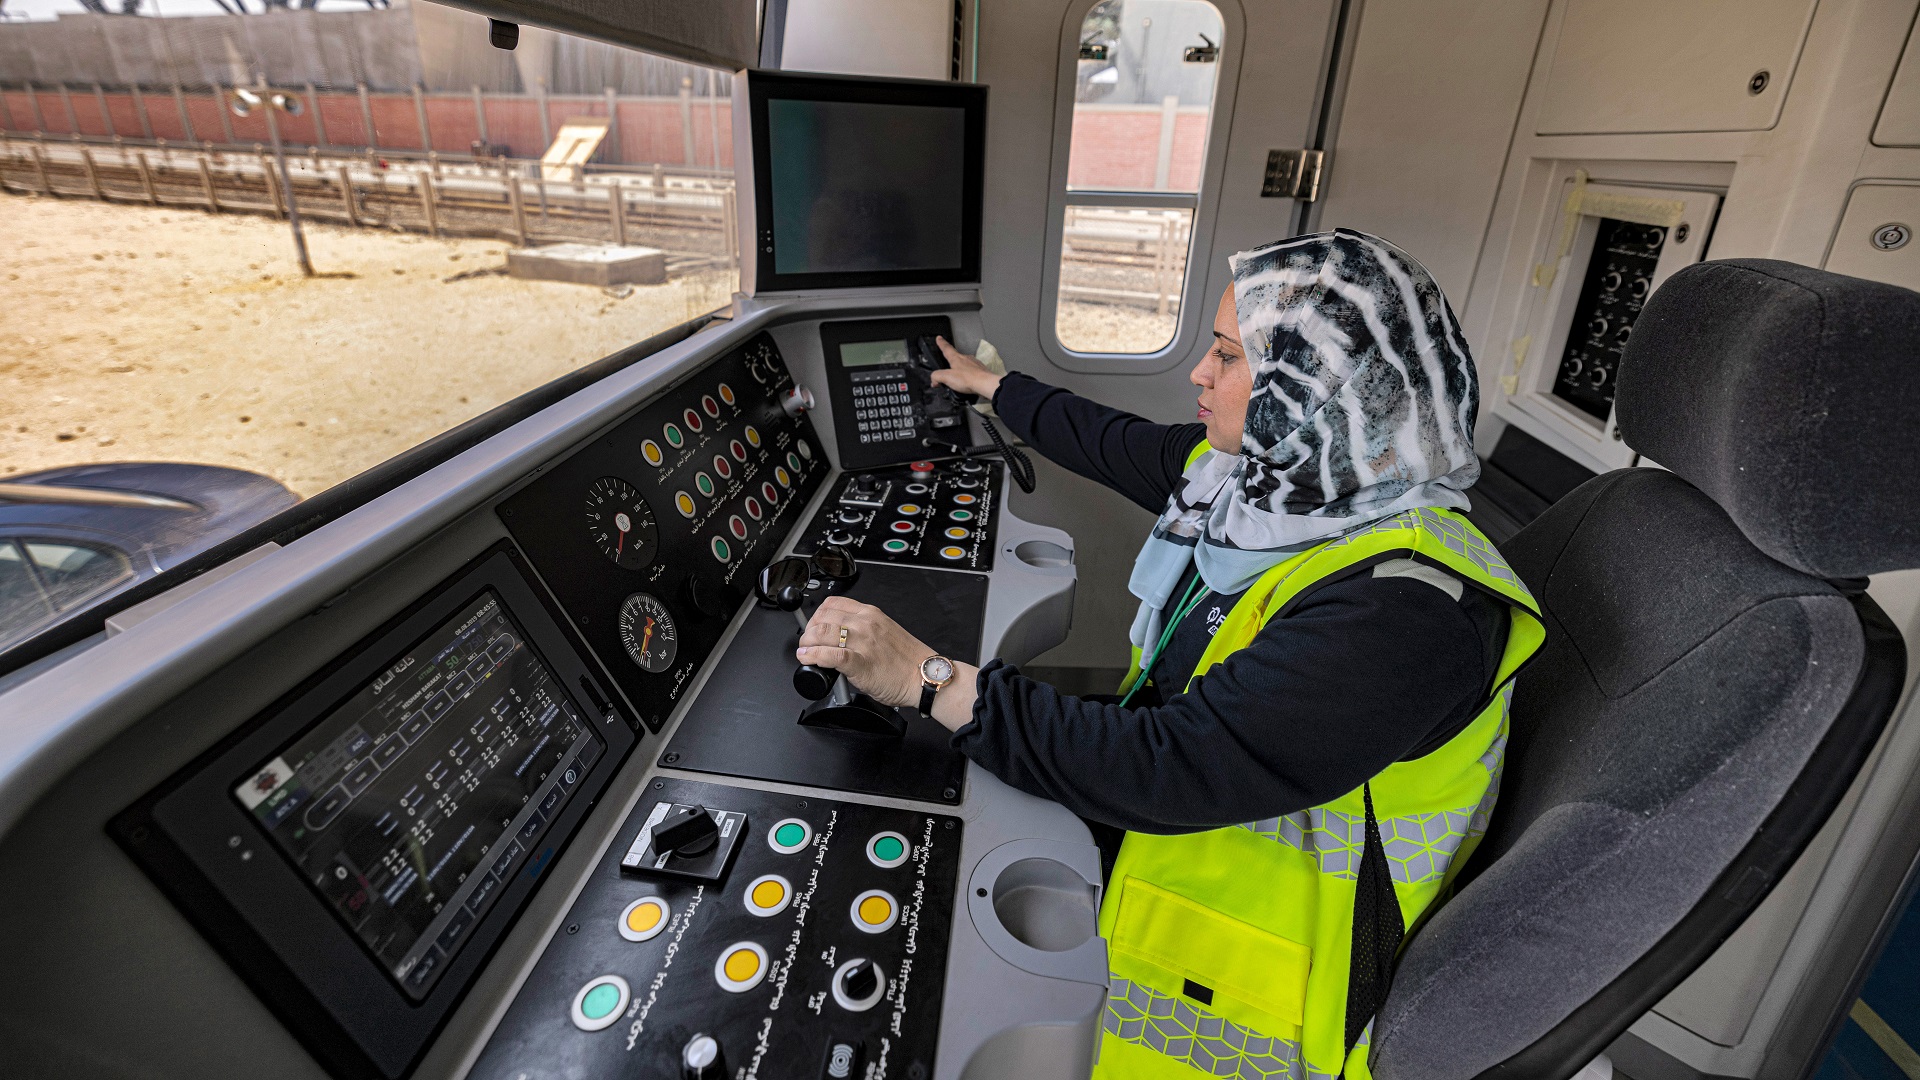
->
[[0, 0, 740, 657]]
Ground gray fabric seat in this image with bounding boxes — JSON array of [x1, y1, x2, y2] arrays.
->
[[1369, 260, 1920, 1080]]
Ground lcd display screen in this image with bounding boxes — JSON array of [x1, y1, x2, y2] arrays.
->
[[839, 339, 910, 368], [766, 98, 968, 276], [234, 591, 602, 997]]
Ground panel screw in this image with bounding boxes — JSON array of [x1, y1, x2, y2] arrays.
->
[[654, 781, 664, 790], [1748, 70, 1770, 95], [578, 615, 589, 625], [1873, 223, 1911, 251], [945, 820, 955, 829], [976, 887, 987, 897], [566, 923, 579, 935], [1673, 222, 1690, 243], [663, 752, 681, 764], [942, 787, 958, 800]]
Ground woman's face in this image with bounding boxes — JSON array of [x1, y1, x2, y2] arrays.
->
[[1190, 285, 1251, 452]]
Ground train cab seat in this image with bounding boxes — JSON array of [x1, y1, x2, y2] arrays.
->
[[1368, 260, 1920, 1079]]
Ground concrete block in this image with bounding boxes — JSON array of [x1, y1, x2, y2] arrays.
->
[[506, 243, 668, 287]]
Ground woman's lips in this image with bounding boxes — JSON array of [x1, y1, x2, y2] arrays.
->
[[1197, 405, 1213, 419]]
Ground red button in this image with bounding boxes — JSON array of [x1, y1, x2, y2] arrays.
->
[[730, 439, 747, 462], [910, 460, 934, 473], [714, 456, 732, 479], [683, 408, 703, 432], [745, 497, 763, 520], [702, 395, 721, 418], [761, 482, 778, 504], [729, 515, 748, 539], [890, 520, 915, 534]]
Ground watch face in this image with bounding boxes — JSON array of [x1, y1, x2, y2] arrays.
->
[[922, 656, 954, 684]]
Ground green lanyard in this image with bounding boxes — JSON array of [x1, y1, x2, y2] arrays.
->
[[1118, 574, 1212, 708]]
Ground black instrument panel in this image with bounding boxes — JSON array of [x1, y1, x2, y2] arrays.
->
[[469, 776, 961, 1080], [499, 333, 830, 732], [112, 544, 639, 1080], [795, 458, 1001, 573]]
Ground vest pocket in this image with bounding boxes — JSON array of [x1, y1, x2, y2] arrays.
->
[[1107, 877, 1312, 1034]]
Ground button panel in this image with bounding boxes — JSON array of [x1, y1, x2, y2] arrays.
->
[[796, 458, 1002, 572], [470, 777, 960, 1080]]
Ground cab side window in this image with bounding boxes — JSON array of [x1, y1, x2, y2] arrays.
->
[[1055, 0, 1225, 356]]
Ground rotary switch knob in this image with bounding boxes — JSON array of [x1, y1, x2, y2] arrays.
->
[[825, 529, 856, 547], [682, 1033, 725, 1079], [841, 960, 880, 1001]]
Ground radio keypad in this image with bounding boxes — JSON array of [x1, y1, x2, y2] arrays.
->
[[850, 370, 919, 445]]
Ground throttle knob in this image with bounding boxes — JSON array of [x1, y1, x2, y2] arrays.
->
[[794, 664, 836, 701], [682, 1033, 725, 1079], [654, 806, 720, 857], [841, 959, 880, 1001]]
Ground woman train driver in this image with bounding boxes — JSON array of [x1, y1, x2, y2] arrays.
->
[[797, 229, 1545, 1079]]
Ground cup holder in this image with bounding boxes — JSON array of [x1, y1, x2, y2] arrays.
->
[[966, 839, 1108, 986], [1012, 540, 1072, 569], [991, 857, 1098, 953]]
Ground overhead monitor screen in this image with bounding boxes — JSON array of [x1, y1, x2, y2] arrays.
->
[[766, 99, 968, 276], [746, 71, 985, 293], [233, 591, 603, 998]]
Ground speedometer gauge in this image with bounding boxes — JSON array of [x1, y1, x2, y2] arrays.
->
[[617, 593, 679, 673], [586, 477, 658, 571]]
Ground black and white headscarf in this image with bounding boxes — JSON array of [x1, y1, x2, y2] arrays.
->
[[1128, 230, 1481, 652]]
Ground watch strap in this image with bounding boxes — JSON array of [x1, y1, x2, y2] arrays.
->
[[918, 680, 938, 715]]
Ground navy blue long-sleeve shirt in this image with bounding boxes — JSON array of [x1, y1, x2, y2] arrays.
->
[[953, 373, 1507, 834]]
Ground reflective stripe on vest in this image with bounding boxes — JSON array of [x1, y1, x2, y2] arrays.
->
[[1094, 495, 1544, 1080]]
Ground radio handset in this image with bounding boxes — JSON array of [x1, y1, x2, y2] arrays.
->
[[909, 335, 1038, 494]]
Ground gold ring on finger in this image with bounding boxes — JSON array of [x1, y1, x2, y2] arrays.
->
[[837, 627, 850, 649]]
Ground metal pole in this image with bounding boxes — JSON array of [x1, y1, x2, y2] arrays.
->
[[131, 85, 153, 139], [263, 102, 313, 277], [338, 164, 359, 226], [419, 170, 438, 237], [536, 76, 550, 148], [172, 84, 194, 143], [216, 87, 236, 145], [80, 145, 104, 199], [357, 82, 376, 151], [678, 76, 694, 166], [26, 81, 48, 131], [705, 68, 721, 175], [306, 83, 325, 147], [31, 142, 54, 196], [610, 179, 626, 245], [412, 83, 430, 153], [136, 150, 158, 204], [57, 83, 78, 134], [471, 85, 487, 146], [198, 154, 219, 211], [507, 169, 527, 246], [93, 83, 115, 138], [604, 86, 620, 164]]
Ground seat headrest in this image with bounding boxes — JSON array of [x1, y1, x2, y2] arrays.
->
[[1615, 259, 1920, 579]]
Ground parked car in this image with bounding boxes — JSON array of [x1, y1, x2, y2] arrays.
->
[[0, 462, 299, 653]]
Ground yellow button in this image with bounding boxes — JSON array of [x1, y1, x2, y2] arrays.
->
[[714, 941, 769, 992], [744, 874, 793, 917], [850, 889, 899, 933], [617, 896, 669, 942]]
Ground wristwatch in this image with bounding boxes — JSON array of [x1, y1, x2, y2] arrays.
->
[[918, 654, 956, 714]]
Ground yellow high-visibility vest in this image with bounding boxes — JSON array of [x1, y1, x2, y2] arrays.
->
[[1096, 468, 1544, 1079]]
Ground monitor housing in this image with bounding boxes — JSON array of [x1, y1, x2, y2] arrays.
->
[[733, 68, 987, 296]]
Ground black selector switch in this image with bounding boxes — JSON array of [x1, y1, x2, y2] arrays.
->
[[821, 1037, 868, 1079], [682, 1033, 725, 1079], [653, 805, 720, 857], [841, 960, 880, 1000]]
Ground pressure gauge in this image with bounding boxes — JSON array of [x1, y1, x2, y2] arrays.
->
[[617, 592, 679, 673], [586, 477, 658, 572]]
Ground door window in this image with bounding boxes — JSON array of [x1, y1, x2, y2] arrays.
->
[[1055, 0, 1224, 356], [24, 542, 133, 613], [0, 543, 54, 645]]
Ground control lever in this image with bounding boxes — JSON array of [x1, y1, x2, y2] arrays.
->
[[752, 546, 906, 739], [910, 335, 1038, 495]]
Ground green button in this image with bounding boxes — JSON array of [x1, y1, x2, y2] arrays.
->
[[950, 510, 973, 522], [775, 822, 806, 848], [711, 537, 731, 562], [696, 473, 715, 496], [873, 836, 904, 862], [882, 539, 910, 553], [665, 424, 683, 448], [580, 983, 621, 1020], [787, 453, 803, 470]]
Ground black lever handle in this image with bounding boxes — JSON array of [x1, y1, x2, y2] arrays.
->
[[794, 664, 836, 701]]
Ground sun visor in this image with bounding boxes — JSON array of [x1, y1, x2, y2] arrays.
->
[[432, 0, 759, 71]]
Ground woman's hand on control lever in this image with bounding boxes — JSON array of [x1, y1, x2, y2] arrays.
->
[[798, 596, 980, 733], [929, 336, 1003, 403]]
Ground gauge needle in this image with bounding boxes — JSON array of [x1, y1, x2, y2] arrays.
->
[[616, 524, 627, 560], [641, 618, 655, 655]]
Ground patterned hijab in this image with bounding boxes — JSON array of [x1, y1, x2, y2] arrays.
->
[[1128, 229, 1481, 652]]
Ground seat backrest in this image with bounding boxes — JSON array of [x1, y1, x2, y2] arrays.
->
[[1369, 260, 1920, 1080]]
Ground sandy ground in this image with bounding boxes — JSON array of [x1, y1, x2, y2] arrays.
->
[[1056, 300, 1178, 356], [0, 194, 735, 496]]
